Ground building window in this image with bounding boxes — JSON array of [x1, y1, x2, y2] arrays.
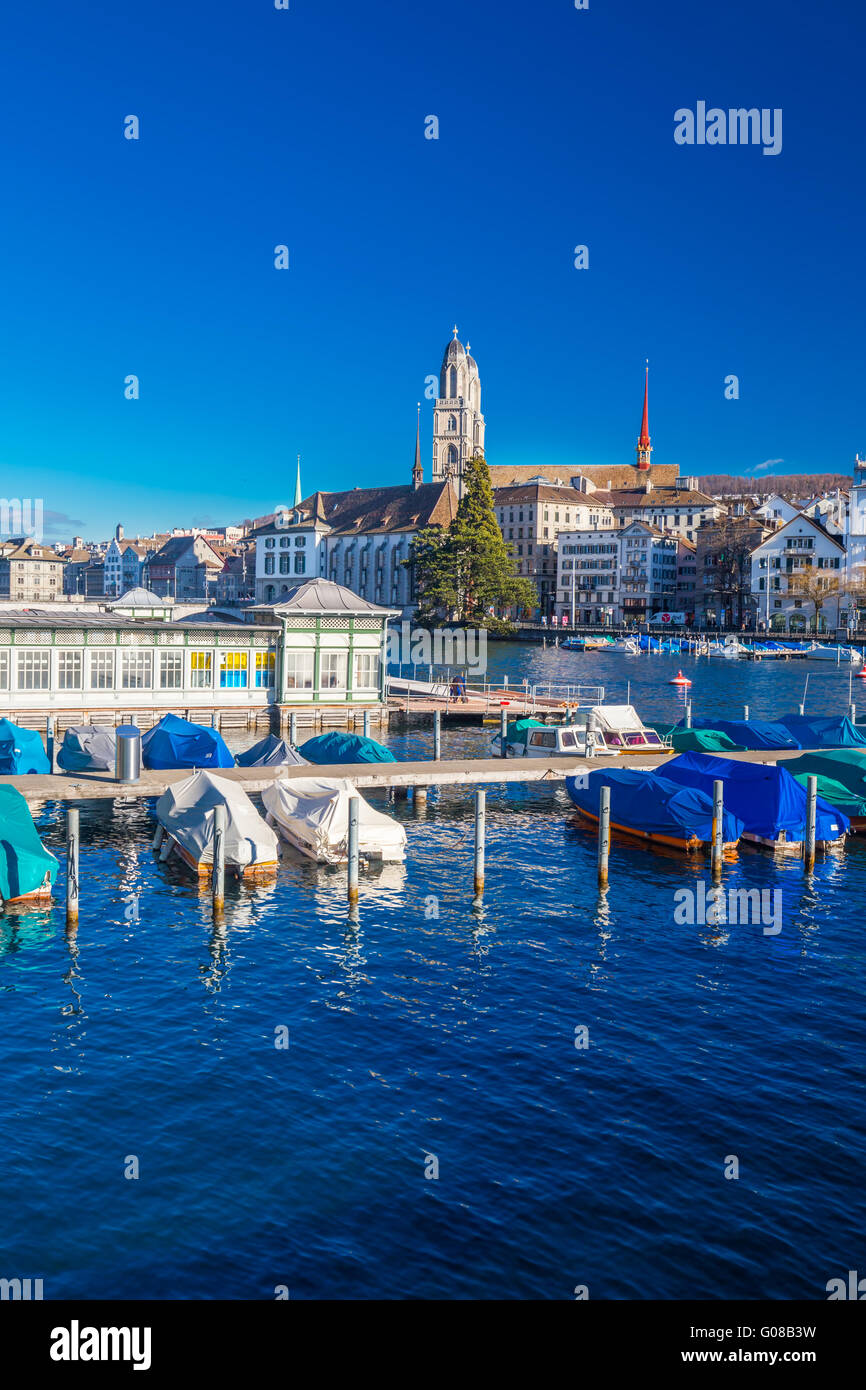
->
[[89, 652, 115, 689], [279, 554, 290, 574], [16, 651, 51, 690], [294, 553, 306, 574], [190, 651, 212, 688], [57, 651, 83, 690], [0, 650, 9, 689], [160, 652, 184, 689], [264, 555, 275, 574], [320, 651, 347, 689], [220, 652, 248, 688], [284, 650, 313, 689], [354, 651, 380, 689], [279, 536, 290, 548], [121, 651, 153, 689], [265, 537, 275, 549], [255, 652, 275, 688]]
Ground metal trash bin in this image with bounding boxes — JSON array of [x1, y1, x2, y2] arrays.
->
[[115, 724, 142, 784]]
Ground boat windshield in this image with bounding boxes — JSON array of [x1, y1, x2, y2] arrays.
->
[[528, 731, 558, 749], [560, 730, 578, 748]]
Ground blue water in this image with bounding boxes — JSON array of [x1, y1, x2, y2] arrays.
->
[[1, 647, 864, 1299]]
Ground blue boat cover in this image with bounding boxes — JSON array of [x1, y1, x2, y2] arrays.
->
[[141, 713, 234, 770], [565, 768, 744, 843], [684, 718, 801, 750], [0, 718, 50, 774], [777, 714, 866, 749], [299, 732, 396, 765], [0, 785, 58, 900], [662, 752, 849, 840]]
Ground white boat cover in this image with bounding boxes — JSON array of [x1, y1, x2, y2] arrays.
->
[[155, 770, 278, 868], [262, 776, 407, 864], [590, 704, 648, 734], [57, 724, 116, 772]]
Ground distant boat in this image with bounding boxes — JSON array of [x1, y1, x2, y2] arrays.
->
[[57, 725, 116, 773], [661, 752, 848, 854], [142, 714, 234, 770], [0, 786, 58, 904], [262, 776, 406, 864], [153, 770, 279, 879], [802, 643, 862, 664], [0, 719, 50, 775], [565, 767, 743, 853], [234, 735, 307, 768]]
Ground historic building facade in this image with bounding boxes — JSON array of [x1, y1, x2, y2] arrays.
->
[[431, 327, 485, 488]]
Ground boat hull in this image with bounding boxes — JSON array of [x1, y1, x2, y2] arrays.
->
[[163, 833, 278, 880], [572, 805, 738, 854]]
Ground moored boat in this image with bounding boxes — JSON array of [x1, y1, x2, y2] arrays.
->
[[565, 768, 743, 852], [0, 718, 50, 775], [262, 776, 406, 864], [234, 734, 307, 768], [57, 725, 116, 773], [660, 752, 848, 854], [143, 713, 234, 770], [299, 731, 396, 765], [0, 786, 59, 904], [153, 770, 279, 879]]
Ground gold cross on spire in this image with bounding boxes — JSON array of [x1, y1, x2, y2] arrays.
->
[[452, 324, 459, 338]]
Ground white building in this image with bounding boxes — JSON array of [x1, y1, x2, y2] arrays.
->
[[554, 520, 677, 624], [431, 327, 485, 488], [750, 511, 847, 632]]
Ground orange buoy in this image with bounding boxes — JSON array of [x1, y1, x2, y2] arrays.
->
[[669, 670, 692, 686], [856, 668, 866, 679]]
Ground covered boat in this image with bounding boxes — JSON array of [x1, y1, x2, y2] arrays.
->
[[234, 735, 308, 768], [655, 726, 745, 754], [581, 705, 667, 754], [262, 776, 406, 864], [0, 786, 59, 904], [777, 714, 866, 749], [788, 770, 866, 831], [490, 717, 620, 759], [684, 717, 800, 751], [785, 750, 866, 830], [0, 719, 50, 775], [299, 731, 396, 765], [142, 713, 234, 770], [154, 770, 278, 879], [565, 768, 743, 852], [803, 643, 862, 664], [661, 752, 848, 853], [56, 725, 116, 773]]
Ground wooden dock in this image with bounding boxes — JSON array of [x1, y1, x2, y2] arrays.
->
[[0, 746, 815, 803]]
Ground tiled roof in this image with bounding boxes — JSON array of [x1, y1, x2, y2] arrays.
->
[[256, 481, 459, 537], [2, 540, 67, 562]]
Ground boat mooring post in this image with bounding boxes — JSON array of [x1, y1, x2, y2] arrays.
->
[[46, 716, 55, 772], [598, 785, 610, 889], [743, 705, 750, 721], [363, 710, 371, 739], [473, 789, 486, 898], [499, 706, 508, 758], [66, 808, 79, 927], [348, 796, 360, 906], [212, 803, 226, 915], [289, 711, 297, 746], [711, 779, 724, 880], [850, 703, 856, 724], [804, 775, 817, 873], [433, 708, 441, 761], [685, 701, 692, 729]]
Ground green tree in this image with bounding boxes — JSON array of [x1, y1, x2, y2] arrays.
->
[[409, 456, 537, 627]]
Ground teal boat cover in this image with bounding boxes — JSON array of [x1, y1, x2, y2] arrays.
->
[[0, 785, 58, 900], [299, 732, 396, 764], [666, 728, 745, 754], [777, 714, 866, 749], [0, 719, 50, 774], [142, 714, 234, 770], [790, 771, 866, 820], [565, 768, 744, 843], [785, 750, 866, 797], [662, 752, 849, 841]]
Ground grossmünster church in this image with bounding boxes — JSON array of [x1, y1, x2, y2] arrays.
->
[[430, 327, 486, 484]]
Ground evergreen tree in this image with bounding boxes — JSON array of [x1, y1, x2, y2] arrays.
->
[[409, 456, 537, 627]]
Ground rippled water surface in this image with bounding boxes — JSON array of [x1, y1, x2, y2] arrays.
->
[[1, 646, 864, 1298]]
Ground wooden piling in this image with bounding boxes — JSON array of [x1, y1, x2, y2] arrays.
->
[[66, 808, 79, 927], [598, 784, 610, 889], [473, 789, 486, 897], [212, 803, 226, 915], [711, 779, 723, 880], [348, 796, 360, 905], [804, 774, 817, 873]]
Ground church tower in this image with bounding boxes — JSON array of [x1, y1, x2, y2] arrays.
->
[[431, 327, 485, 486], [636, 363, 652, 471]]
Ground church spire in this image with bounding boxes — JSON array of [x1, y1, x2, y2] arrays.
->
[[293, 454, 302, 506], [636, 362, 652, 471], [412, 404, 423, 489]]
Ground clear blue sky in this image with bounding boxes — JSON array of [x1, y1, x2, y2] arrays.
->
[[1, 0, 863, 540]]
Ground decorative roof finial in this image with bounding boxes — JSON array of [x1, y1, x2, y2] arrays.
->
[[452, 324, 459, 338]]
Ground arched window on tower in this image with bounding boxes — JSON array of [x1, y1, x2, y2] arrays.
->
[[447, 445, 458, 468], [448, 415, 457, 432], [448, 366, 457, 398]]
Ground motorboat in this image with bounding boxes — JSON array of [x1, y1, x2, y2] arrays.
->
[[143, 713, 234, 770], [57, 725, 116, 773], [802, 643, 862, 664], [262, 776, 406, 864], [153, 770, 279, 880], [0, 719, 50, 775], [490, 717, 619, 759], [234, 735, 308, 767], [0, 786, 59, 904], [580, 705, 668, 754], [565, 768, 743, 853], [660, 752, 848, 854]]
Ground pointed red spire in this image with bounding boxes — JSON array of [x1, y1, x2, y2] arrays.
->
[[636, 362, 652, 470]]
